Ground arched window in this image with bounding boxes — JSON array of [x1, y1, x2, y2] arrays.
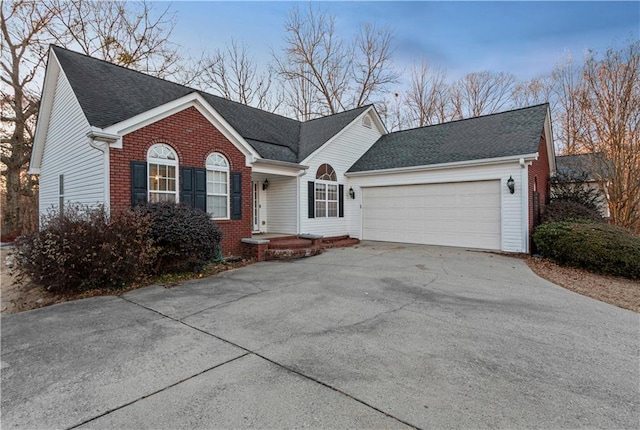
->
[[315, 164, 338, 217], [147, 143, 178, 203], [316, 163, 337, 181], [206, 152, 229, 219]]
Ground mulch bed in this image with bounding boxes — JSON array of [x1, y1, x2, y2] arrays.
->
[[520, 255, 639, 313]]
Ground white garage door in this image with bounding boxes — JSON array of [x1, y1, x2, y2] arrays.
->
[[362, 181, 501, 250]]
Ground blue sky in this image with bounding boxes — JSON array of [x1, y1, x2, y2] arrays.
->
[[169, 1, 639, 83]]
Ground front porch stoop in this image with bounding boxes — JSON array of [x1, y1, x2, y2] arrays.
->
[[241, 235, 359, 262]]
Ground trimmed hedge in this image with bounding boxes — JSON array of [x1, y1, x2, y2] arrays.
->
[[533, 222, 640, 279], [13, 205, 158, 293], [140, 202, 223, 273]]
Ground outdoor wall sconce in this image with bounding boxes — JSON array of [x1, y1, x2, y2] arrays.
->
[[262, 178, 269, 190], [349, 187, 356, 199], [507, 176, 515, 194]]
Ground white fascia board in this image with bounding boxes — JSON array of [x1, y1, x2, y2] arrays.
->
[[252, 158, 308, 177], [369, 105, 389, 135], [344, 153, 539, 177], [102, 92, 260, 165], [29, 49, 62, 173], [544, 107, 557, 173], [300, 106, 377, 165]]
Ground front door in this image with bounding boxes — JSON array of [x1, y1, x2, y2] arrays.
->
[[252, 181, 260, 232]]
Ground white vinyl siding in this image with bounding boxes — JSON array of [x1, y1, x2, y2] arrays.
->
[[347, 162, 529, 253], [362, 181, 501, 250], [266, 177, 297, 234], [39, 71, 104, 214], [300, 111, 383, 237]]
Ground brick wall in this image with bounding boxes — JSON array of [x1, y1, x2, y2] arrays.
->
[[110, 106, 252, 257], [528, 133, 551, 232]]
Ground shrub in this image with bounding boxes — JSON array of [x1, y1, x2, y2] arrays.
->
[[140, 202, 222, 273], [541, 199, 604, 224], [533, 222, 640, 279], [550, 170, 604, 211], [13, 205, 158, 293]]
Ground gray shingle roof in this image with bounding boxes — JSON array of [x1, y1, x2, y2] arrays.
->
[[51, 46, 366, 163], [555, 154, 609, 180], [348, 104, 549, 172]]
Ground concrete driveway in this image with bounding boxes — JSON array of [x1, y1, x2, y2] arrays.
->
[[1, 242, 638, 429]]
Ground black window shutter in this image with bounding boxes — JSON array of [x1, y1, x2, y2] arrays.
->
[[308, 181, 315, 218], [194, 168, 207, 212], [180, 167, 194, 207], [339, 184, 344, 218], [231, 172, 242, 220], [131, 161, 147, 206]]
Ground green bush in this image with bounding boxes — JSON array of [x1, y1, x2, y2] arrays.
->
[[541, 199, 604, 224], [13, 205, 158, 293], [140, 202, 222, 273], [533, 222, 640, 279]]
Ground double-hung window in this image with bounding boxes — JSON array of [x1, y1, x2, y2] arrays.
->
[[206, 152, 229, 219], [315, 164, 338, 218], [147, 144, 178, 203]]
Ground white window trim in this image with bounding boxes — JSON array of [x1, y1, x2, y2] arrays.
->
[[147, 144, 179, 204], [315, 163, 338, 218], [315, 180, 339, 218], [206, 152, 230, 220]]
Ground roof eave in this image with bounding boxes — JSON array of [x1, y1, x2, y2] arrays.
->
[[253, 158, 309, 170], [29, 48, 61, 174], [345, 153, 539, 177], [102, 92, 261, 166]]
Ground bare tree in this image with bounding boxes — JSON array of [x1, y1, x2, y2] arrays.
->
[[551, 55, 585, 155], [351, 23, 399, 108], [404, 61, 449, 127], [194, 40, 277, 111], [511, 76, 554, 109], [46, 0, 182, 79], [1, 0, 58, 237], [1, 0, 182, 237], [275, 5, 398, 119], [577, 41, 640, 233], [450, 71, 516, 119], [377, 91, 409, 132]]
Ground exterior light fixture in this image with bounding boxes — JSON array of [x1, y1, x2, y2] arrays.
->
[[262, 178, 269, 191], [349, 187, 356, 199], [507, 176, 515, 194]]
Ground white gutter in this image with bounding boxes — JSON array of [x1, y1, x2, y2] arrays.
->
[[345, 153, 539, 177], [253, 158, 309, 170], [86, 127, 119, 144]]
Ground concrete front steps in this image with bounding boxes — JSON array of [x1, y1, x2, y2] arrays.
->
[[241, 234, 359, 261]]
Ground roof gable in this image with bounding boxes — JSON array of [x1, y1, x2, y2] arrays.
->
[[298, 106, 371, 161], [48, 46, 375, 165], [348, 104, 550, 173]]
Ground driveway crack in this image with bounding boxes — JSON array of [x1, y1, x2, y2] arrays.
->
[[66, 352, 250, 430], [117, 296, 421, 430]]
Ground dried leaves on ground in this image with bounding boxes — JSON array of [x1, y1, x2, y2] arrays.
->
[[522, 255, 639, 313]]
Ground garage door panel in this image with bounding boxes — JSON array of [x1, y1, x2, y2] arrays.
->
[[362, 181, 501, 250]]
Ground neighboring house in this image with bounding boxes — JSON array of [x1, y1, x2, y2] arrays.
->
[[31, 46, 556, 256], [554, 154, 610, 217]]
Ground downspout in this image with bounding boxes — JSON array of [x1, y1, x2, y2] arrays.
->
[[89, 140, 110, 209], [520, 159, 529, 253], [87, 128, 119, 210]]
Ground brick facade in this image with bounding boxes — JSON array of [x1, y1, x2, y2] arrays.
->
[[109, 106, 252, 257], [528, 133, 551, 232]]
